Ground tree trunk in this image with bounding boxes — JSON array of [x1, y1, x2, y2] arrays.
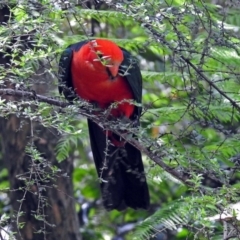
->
[[0, 5, 81, 240], [0, 118, 81, 240]]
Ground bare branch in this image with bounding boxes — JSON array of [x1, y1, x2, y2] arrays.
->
[[0, 88, 69, 108]]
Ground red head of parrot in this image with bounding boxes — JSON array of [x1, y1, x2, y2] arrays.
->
[[70, 39, 135, 118]]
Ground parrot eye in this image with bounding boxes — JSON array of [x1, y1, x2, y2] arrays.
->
[[98, 54, 103, 59]]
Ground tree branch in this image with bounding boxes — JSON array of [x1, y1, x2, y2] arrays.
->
[[0, 88, 69, 107], [0, 87, 220, 194], [181, 56, 240, 113], [106, 2, 240, 115]]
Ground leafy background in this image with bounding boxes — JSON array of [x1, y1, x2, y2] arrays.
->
[[1, 0, 240, 239]]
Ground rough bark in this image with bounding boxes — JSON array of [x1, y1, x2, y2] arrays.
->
[[0, 118, 81, 240]]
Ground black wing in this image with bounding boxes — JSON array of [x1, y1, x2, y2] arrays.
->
[[88, 118, 150, 211], [58, 40, 88, 101], [119, 48, 142, 118]]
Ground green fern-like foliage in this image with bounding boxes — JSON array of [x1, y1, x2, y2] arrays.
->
[[56, 133, 81, 162], [133, 200, 187, 240]]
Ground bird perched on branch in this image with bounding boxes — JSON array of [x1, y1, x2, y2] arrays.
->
[[58, 38, 149, 211]]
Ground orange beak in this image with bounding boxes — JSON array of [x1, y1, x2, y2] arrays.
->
[[108, 65, 119, 78]]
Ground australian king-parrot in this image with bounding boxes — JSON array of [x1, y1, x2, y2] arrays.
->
[[58, 39, 150, 210]]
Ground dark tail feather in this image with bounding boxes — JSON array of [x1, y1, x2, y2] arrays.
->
[[87, 119, 150, 211], [121, 143, 150, 209]]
